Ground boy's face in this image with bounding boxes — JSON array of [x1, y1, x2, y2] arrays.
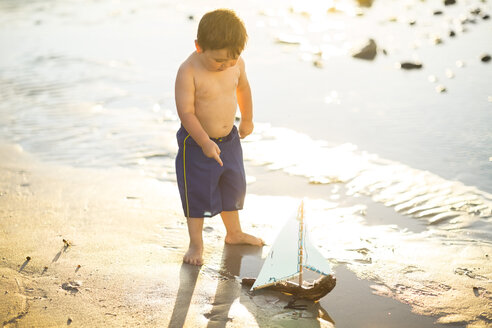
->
[[196, 43, 239, 72]]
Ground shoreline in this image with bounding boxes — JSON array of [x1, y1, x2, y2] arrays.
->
[[0, 142, 474, 327]]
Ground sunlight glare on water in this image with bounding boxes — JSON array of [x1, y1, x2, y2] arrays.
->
[[242, 195, 492, 326]]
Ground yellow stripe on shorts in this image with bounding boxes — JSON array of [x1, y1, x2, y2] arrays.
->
[[183, 134, 191, 218]]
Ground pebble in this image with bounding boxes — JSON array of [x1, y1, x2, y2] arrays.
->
[[400, 62, 423, 70], [275, 34, 303, 45], [431, 36, 443, 45], [433, 10, 444, 16], [444, 0, 456, 5], [470, 8, 481, 16], [352, 39, 377, 60], [480, 54, 491, 63], [436, 85, 447, 93]]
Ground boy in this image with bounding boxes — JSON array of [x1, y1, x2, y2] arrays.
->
[[175, 9, 264, 266]]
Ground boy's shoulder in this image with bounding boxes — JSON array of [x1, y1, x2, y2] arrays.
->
[[176, 53, 197, 81], [179, 52, 199, 72]]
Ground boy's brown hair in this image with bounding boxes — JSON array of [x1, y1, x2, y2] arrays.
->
[[197, 9, 248, 58]]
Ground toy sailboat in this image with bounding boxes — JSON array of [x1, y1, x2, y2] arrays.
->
[[250, 201, 334, 296]]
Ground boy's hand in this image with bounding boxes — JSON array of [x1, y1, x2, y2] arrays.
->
[[202, 139, 223, 166], [239, 121, 254, 139]]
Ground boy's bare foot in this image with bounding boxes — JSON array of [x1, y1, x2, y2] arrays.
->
[[183, 244, 203, 266], [225, 232, 265, 246]]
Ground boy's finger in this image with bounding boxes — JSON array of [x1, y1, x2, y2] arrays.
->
[[215, 154, 223, 166]]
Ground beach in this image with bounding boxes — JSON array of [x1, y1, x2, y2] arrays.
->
[[1, 0, 492, 327], [1, 143, 467, 328]]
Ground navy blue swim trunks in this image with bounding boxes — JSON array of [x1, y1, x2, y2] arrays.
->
[[175, 125, 246, 218]]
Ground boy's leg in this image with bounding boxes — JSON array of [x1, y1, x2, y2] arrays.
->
[[183, 217, 204, 266], [220, 210, 264, 246]]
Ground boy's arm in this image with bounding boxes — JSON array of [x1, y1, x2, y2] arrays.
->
[[236, 57, 253, 139], [175, 63, 223, 166]]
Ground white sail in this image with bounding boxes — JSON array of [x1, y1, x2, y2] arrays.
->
[[251, 203, 332, 291], [302, 225, 332, 275], [251, 214, 299, 290]]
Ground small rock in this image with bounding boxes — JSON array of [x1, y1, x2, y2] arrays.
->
[[188, 15, 194, 21], [313, 60, 323, 68], [327, 7, 342, 14], [444, 0, 456, 5], [400, 62, 423, 70], [480, 54, 491, 62], [352, 38, 377, 60], [449, 30, 456, 37], [436, 85, 447, 93], [462, 17, 477, 24], [61, 282, 80, 294], [470, 8, 481, 15], [67, 317, 72, 325], [431, 36, 443, 45], [275, 34, 303, 45], [482, 14, 490, 20], [433, 10, 443, 15], [356, 0, 374, 7]]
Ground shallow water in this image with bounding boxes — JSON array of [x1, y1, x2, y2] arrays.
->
[[1, 0, 491, 326]]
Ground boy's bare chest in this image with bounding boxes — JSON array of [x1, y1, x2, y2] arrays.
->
[[194, 69, 239, 99]]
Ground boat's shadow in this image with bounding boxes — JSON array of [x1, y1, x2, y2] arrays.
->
[[204, 243, 335, 328]]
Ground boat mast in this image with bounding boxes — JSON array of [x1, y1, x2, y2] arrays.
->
[[298, 201, 304, 288]]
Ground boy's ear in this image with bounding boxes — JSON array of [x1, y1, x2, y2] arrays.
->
[[195, 40, 203, 53]]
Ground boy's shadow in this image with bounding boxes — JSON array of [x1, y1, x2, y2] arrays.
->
[[168, 263, 201, 328], [204, 244, 259, 327], [168, 244, 334, 328]]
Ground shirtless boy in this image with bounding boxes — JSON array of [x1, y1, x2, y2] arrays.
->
[[175, 9, 264, 266]]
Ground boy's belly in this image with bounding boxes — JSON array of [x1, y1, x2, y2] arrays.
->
[[195, 102, 237, 138]]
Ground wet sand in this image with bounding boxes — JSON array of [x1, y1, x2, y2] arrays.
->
[[1, 142, 469, 328]]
